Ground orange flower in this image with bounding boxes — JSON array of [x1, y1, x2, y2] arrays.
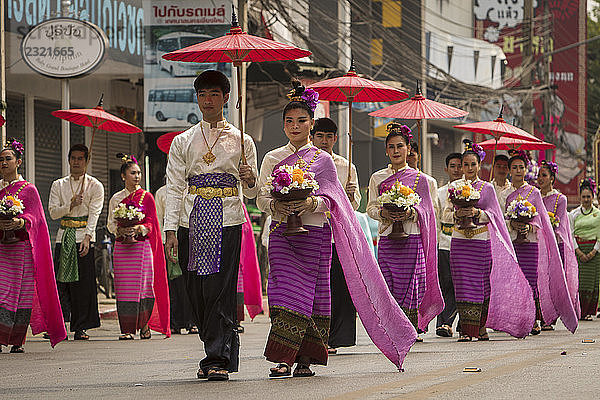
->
[[461, 187, 471, 197], [292, 169, 304, 184], [398, 185, 411, 196]]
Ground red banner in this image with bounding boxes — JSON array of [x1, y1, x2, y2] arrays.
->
[[474, 0, 586, 204]]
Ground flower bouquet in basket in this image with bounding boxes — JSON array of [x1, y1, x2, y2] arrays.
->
[[0, 194, 24, 244], [377, 181, 421, 240], [548, 212, 560, 229], [112, 202, 145, 244], [266, 165, 320, 236], [448, 179, 481, 230], [505, 195, 538, 243]]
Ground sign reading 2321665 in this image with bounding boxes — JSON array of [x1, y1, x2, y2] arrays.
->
[[21, 18, 109, 79]]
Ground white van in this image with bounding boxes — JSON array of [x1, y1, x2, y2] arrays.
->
[[148, 88, 200, 124], [156, 32, 216, 77]]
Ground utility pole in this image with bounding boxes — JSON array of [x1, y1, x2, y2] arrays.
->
[[521, 0, 535, 136], [337, 0, 351, 159], [238, 0, 248, 137]]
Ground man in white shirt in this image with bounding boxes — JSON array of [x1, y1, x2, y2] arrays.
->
[[492, 154, 510, 201], [164, 70, 258, 381], [49, 144, 104, 340], [408, 140, 440, 217], [435, 153, 463, 337], [310, 118, 361, 353]]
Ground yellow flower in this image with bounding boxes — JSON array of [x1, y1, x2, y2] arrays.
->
[[530, 205, 536, 213], [292, 170, 304, 184], [548, 212, 555, 218], [461, 187, 471, 197], [524, 201, 532, 207], [398, 185, 410, 196]]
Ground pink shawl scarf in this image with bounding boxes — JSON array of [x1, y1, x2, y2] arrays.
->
[[543, 191, 581, 319], [476, 181, 535, 337], [379, 167, 444, 332], [240, 203, 263, 319], [1, 181, 67, 347], [122, 189, 171, 337], [274, 147, 418, 370], [506, 184, 578, 333]]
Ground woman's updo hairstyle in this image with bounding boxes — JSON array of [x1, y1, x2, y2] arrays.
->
[[117, 153, 138, 175], [540, 160, 558, 182], [282, 80, 319, 119], [580, 177, 596, 196], [385, 122, 413, 146], [462, 139, 486, 163], [508, 150, 528, 168], [2, 138, 24, 160]]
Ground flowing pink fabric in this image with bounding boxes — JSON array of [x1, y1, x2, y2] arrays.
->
[[379, 168, 444, 331], [476, 182, 535, 337], [1, 182, 67, 347], [122, 189, 171, 337], [506, 185, 578, 333], [240, 203, 263, 319], [543, 192, 581, 319], [275, 147, 417, 370]]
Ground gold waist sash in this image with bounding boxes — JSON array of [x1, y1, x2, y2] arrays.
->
[[454, 225, 488, 239], [188, 186, 238, 200]]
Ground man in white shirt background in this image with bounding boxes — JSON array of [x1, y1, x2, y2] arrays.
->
[[407, 140, 441, 216], [164, 70, 258, 381], [310, 117, 361, 353], [48, 144, 104, 340]]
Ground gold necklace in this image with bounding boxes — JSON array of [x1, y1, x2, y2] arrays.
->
[[69, 175, 84, 196], [200, 122, 228, 165]]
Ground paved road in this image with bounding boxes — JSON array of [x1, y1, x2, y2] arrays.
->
[[1, 312, 600, 399]]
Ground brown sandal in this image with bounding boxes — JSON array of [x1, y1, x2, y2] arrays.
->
[[269, 363, 291, 378], [293, 364, 315, 377], [207, 367, 229, 381], [140, 326, 151, 340]]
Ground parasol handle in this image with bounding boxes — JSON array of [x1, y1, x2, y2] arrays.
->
[[489, 136, 498, 183], [79, 125, 97, 195], [236, 65, 247, 165], [347, 100, 353, 185]]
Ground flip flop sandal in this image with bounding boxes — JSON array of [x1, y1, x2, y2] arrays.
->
[[10, 345, 24, 353], [188, 326, 199, 334], [197, 369, 208, 379], [477, 334, 490, 341], [541, 325, 554, 331], [119, 333, 134, 340], [293, 365, 315, 378], [140, 327, 151, 340], [207, 368, 229, 381], [457, 335, 472, 342], [327, 347, 337, 355], [269, 363, 292, 378]]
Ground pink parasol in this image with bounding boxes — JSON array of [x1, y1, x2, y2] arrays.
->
[[52, 95, 142, 193], [369, 81, 468, 145], [478, 136, 556, 151], [308, 62, 408, 181], [162, 7, 311, 163], [157, 131, 183, 154]]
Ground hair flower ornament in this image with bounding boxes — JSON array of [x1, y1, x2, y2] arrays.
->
[[386, 122, 413, 141], [287, 81, 320, 112], [541, 160, 558, 174]]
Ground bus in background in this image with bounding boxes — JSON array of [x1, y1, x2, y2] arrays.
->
[[147, 87, 229, 125], [156, 32, 215, 77]]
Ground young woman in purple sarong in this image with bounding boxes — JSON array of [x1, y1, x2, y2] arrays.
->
[[107, 155, 170, 341], [538, 161, 580, 330], [441, 141, 536, 341], [366, 123, 443, 342], [504, 154, 577, 335], [258, 83, 422, 378], [0, 139, 66, 353]]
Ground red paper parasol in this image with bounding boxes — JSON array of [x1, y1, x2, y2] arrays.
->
[[453, 108, 541, 142], [157, 131, 183, 154], [52, 95, 142, 193], [0, 115, 5, 127], [308, 62, 408, 181], [369, 81, 468, 145], [162, 7, 311, 163], [477, 136, 555, 151], [454, 107, 542, 181]]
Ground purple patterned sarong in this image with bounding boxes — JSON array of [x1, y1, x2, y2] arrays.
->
[[377, 234, 426, 311], [187, 173, 238, 275], [514, 242, 539, 299], [450, 238, 492, 303]]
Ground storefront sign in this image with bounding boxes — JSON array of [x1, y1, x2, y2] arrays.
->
[[21, 18, 108, 78]]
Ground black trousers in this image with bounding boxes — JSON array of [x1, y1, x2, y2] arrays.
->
[[328, 245, 357, 348], [436, 248, 457, 328], [54, 243, 101, 332], [168, 272, 195, 330], [178, 225, 241, 373]]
